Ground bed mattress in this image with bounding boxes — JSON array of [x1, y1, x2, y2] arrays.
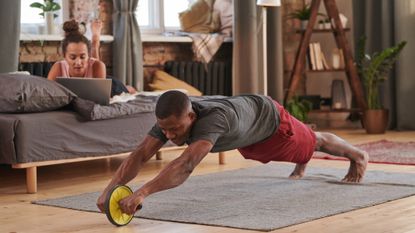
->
[[0, 110, 157, 164]]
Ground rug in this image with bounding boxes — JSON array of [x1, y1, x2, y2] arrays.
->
[[33, 164, 415, 231], [313, 140, 415, 165]]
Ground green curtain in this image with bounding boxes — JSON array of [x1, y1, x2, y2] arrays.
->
[[0, 0, 20, 73], [112, 0, 143, 90], [353, 0, 415, 130]]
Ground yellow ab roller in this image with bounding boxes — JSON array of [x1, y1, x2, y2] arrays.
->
[[104, 185, 142, 226]]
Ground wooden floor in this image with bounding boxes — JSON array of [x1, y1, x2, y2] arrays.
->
[[1, 129, 415, 233]]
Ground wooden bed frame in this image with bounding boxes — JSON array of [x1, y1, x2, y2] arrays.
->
[[11, 146, 226, 194]]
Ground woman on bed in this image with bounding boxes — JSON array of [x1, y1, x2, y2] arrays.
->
[[47, 19, 106, 81], [47, 20, 135, 95]]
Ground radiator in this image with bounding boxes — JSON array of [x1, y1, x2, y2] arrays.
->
[[20, 61, 233, 96], [19, 62, 53, 77], [164, 61, 232, 96]]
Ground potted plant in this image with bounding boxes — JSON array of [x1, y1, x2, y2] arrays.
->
[[288, 4, 324, 30], [356, 36, 407, 134], [30, 0, 61, 34], [285, 95, 313, 128]]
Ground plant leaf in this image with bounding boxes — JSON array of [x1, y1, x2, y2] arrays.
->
[[285, 95, 311, 122], [30, 2, 45, 9], [356, 36, 366, 78], [32, 0, 60, 12], [51, 3, 61, 11]]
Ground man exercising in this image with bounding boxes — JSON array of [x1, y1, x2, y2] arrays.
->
[[97, 90, 368, 215]]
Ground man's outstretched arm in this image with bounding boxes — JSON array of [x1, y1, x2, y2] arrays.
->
[[96, 135, 165, 212], [118, 139, 213, 214]]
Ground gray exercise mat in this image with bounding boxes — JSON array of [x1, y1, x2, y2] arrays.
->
[[33, 164, 415, 231]]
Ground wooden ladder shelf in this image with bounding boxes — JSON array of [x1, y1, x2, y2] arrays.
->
[[284, 0, 367, 110]]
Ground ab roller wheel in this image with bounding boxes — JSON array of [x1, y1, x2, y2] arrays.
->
[[104, 185, 142, 226]]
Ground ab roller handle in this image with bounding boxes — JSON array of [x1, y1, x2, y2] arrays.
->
[[104, 185, 143, 226]]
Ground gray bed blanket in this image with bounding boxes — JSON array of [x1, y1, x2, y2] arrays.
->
[[72, 95, 225, 121], [72, 95, 158, 121]]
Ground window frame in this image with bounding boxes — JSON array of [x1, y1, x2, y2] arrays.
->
[[137, 0, 162, 34], [137, 0, 194, 34]]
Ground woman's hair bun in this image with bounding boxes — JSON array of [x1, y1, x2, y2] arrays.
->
[[63, 20, 81, 36]]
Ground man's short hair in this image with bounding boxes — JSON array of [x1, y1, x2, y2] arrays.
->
[[155, 90, 191, 119]]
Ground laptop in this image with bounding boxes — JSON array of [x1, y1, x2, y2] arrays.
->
[[56, 77, 112, 105]]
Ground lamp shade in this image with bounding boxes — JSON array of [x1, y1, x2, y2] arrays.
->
[[256, 0, 281, 7]]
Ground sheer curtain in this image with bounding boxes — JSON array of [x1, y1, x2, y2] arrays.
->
[[353, 0, 415, 130], [232, 1, 284, 102], [112, 0, 143, 90], [0, 1, 20, 73]]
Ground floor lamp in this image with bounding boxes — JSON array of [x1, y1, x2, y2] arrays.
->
[[257, 0, 281, 96]]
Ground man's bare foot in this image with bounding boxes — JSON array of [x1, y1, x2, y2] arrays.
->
[[289, 163, 307, 179], [342, 151, 369, 183]]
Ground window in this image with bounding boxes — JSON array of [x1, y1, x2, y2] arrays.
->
[[136, 0, 194, 34], [21, 0, 193, 35], [20, 0, 67, 34]]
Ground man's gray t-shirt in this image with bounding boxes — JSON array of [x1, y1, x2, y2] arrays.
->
[[149, 95, 280, 152]]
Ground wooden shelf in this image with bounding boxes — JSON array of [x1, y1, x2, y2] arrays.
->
[[310, 108, 362, 113], [284, 0, 367, 110], [285, 69, 346, 73], [295, 28, 350, 34], [307, 69, 346, 72]]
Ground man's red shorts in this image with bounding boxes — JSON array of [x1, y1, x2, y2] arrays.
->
[[237, 100, 316, 164]]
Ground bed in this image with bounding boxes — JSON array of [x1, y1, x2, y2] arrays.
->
[[0, 74, 225, 193]]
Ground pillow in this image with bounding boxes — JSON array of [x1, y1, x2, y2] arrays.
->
[[0, 73, 76, 113], [179, 0, 221, 33], [149, 71, 203, 96]]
